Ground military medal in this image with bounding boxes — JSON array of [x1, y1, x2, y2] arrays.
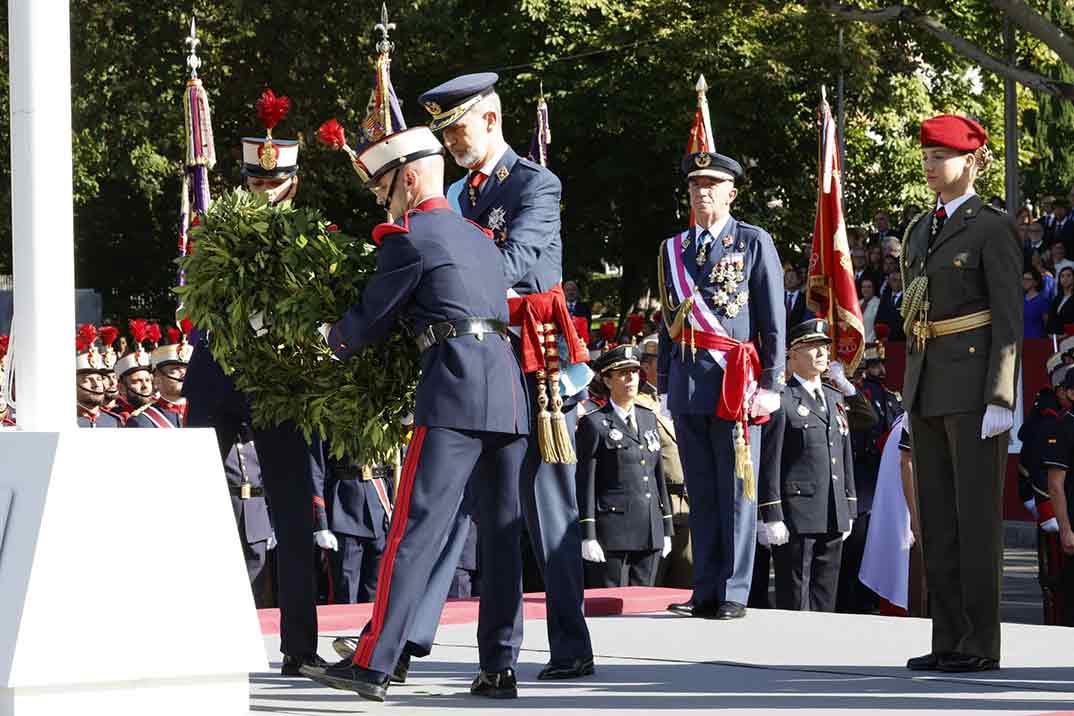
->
[[696, 242, 708, 267], [645, 430, 660, 452], [796, 404, 810, 417], [609, 428, 623, 442], [722, 234, 733, 248]]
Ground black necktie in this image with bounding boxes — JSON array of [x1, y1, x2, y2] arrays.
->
[[931, 206, 948, 241], [814, 388, 826, 412]]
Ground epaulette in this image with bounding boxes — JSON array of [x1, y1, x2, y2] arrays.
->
[[634, 401, 655, 413], [371, 218, 410, 246], [514, 157, 544, 173], [982, 203, 1007, 215], [900, 210, 929, 260], [583, 404, 603, 417]]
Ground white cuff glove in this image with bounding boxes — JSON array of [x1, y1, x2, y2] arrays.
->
[[751, 388, 782, 419], [249, 311, 271, 337], [827, 362, 857, 396], [765, 521, 790, 546], [662, 535, 672, 558], [842, 519, 854, 542], [314, 529, 339, 551], [581, 539, 606, 563], [1041, 517, 1060, 534], [981, 405, 1014, 439], [1024, 498, 1039, 521], [266, 532, 277, 551], [757, 521, 772, 547]]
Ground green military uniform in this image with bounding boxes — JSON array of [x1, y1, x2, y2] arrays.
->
[[901, 193, 1021, 663]]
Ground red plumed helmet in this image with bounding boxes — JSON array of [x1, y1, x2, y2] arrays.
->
[[146, 323, 162, 345], [166, 327, 181, 345], [600, 321, 617, 341], [572, 316, 591, 344], [874, 323, 890, 341], [179, 318, 194, 337], [317, 119, 347, 151], [76, 324, 98, 352], [256, 89, 291, 132], [128, 319, 148, 344], [627, 313, 645, 336], [99, 325, 119, 347]]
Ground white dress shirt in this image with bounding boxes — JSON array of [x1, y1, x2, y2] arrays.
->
[[936, 189, 977, 217]]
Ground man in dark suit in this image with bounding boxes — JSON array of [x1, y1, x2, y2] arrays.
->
[[421, 72, 594, 680], [304, 126, 528, 702], [783, 263, 812, 331], [565, 280, 593, 326], [758, 319, 857, 612], [576, 345, 673, 587], [875, 271, 906, 342]]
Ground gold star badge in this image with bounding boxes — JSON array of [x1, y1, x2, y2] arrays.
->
[[424, 101, 442, 116]]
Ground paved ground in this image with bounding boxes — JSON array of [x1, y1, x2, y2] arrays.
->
[[250, 543, 1069, 715]]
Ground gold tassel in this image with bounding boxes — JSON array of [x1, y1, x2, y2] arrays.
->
[[544, 323, 575, 464], [533, 322, 558, 462], [734, 421, 756, 502]]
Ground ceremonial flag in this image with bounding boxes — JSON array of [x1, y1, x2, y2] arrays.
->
[[806, 91, 864, 373], [686, 74, 714, 156], [527, 88, 551, 167], [178, 17, 216, 288]]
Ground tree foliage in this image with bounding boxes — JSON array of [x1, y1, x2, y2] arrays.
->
[[0, 0, 1070, 317]]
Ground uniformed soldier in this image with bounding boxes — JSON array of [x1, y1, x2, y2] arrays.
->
[[98, 325, 121, 415], [0, 334, 12, 428], [839, 341, 903, 613], [182, 89, 329, 677], [303, 125, 529, 702], [657, 150, 786, 620], [758, 319, 856, 612], [902, 115, 1021, 672], [576, 345, 673, 587], [419, 73, 594, 680], [113, 323, 155, 423], [126, 329, 191, 429], [318, 459, 393, 604], [1031, 383, 1068, 624], [638, 334, 692, 588], [1042, 381, 1074, 626], [76, 325, 121, 428]]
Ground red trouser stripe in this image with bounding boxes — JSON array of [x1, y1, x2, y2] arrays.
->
[[354, 426, 428, 668]]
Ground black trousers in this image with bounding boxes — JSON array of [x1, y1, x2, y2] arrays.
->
[[330, 534, 384, 604], [255, 422, 320, 657], [243, 539, 271, 608], [773, 533, 843, 612], [585, 550, 661, 588], [748, 543, 773, 609], [836, 512, 878, 613]]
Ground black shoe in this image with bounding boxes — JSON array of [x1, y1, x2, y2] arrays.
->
[[281, 653, 328, 676], [715, 601, 747, 620], [537, 657, 595, 680], [392, 653, 411, 684], [938, 653, 1000, 673], [331, 637, 357, 661], [906, 652, 944, 671], [667, 601, 719, 618], [470, 668, 518, 699], [301, 658, 391, 702]]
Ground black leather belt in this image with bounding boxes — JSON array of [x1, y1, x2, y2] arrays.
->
[[229, 484, 264, 498], [415, 318, 508, 353], [331, 464, 393, 481], [666, 483, 687, 498]]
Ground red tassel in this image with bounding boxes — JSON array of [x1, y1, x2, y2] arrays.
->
[[256, 89, 291, 132], [146, 323, 162, 346], [76, 324, 98, 352], [99, 325, 119, 347], [179, 318, 193, 337], [317, 119, 347, 151], [166, 327, 181, 345], [128, 319, 148, 344]]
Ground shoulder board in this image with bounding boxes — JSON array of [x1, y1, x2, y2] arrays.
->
[[634, 401, 655, 413], [371, 222, 409, 246], [128, 403, 152, 418], [982, 203, 1007, 215], [514, 157, 544, 172]]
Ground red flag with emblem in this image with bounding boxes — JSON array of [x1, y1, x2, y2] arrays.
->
[[684, 75, 715, 225], [806, 92, 864, 373]]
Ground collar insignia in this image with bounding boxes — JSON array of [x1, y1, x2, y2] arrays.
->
[[496, 165, 510, 182]]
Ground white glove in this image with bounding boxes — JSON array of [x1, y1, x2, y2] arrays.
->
[[581, 539, 606, 563], [757, 521, 772, 547], [662, 535, 672, 558], [980, 405, 1014, 439], [906, 528, 915, 547], [1041, 517, 1060, 534], [842, 519, 854, 542], [266, 532, 277, 551], [249, 310, 270, 337], [751, 388, 782, 418], [1024, 498, 1039, 521], [314, 529, 339, 551], [765, 521, 790, 546], [827, 362, 857, 396]]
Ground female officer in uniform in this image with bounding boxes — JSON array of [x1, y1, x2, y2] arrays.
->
[[576, 345, 673, 587]]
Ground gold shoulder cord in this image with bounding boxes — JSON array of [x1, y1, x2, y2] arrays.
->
[[899, 212, 931, 350], [656, 239, 694, 342]]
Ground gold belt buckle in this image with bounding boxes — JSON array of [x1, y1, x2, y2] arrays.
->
[[240, 482, 252, 500]]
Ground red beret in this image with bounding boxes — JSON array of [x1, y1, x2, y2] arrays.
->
[[920, 114, 988, 152]]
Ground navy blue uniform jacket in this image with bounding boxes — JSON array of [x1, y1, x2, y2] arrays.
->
[[327, 197, 529, 435]]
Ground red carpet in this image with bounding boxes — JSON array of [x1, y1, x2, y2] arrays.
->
[[258, 586, 690, 636]]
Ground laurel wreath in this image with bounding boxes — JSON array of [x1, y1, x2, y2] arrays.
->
[[175, 189, 419, 462]]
